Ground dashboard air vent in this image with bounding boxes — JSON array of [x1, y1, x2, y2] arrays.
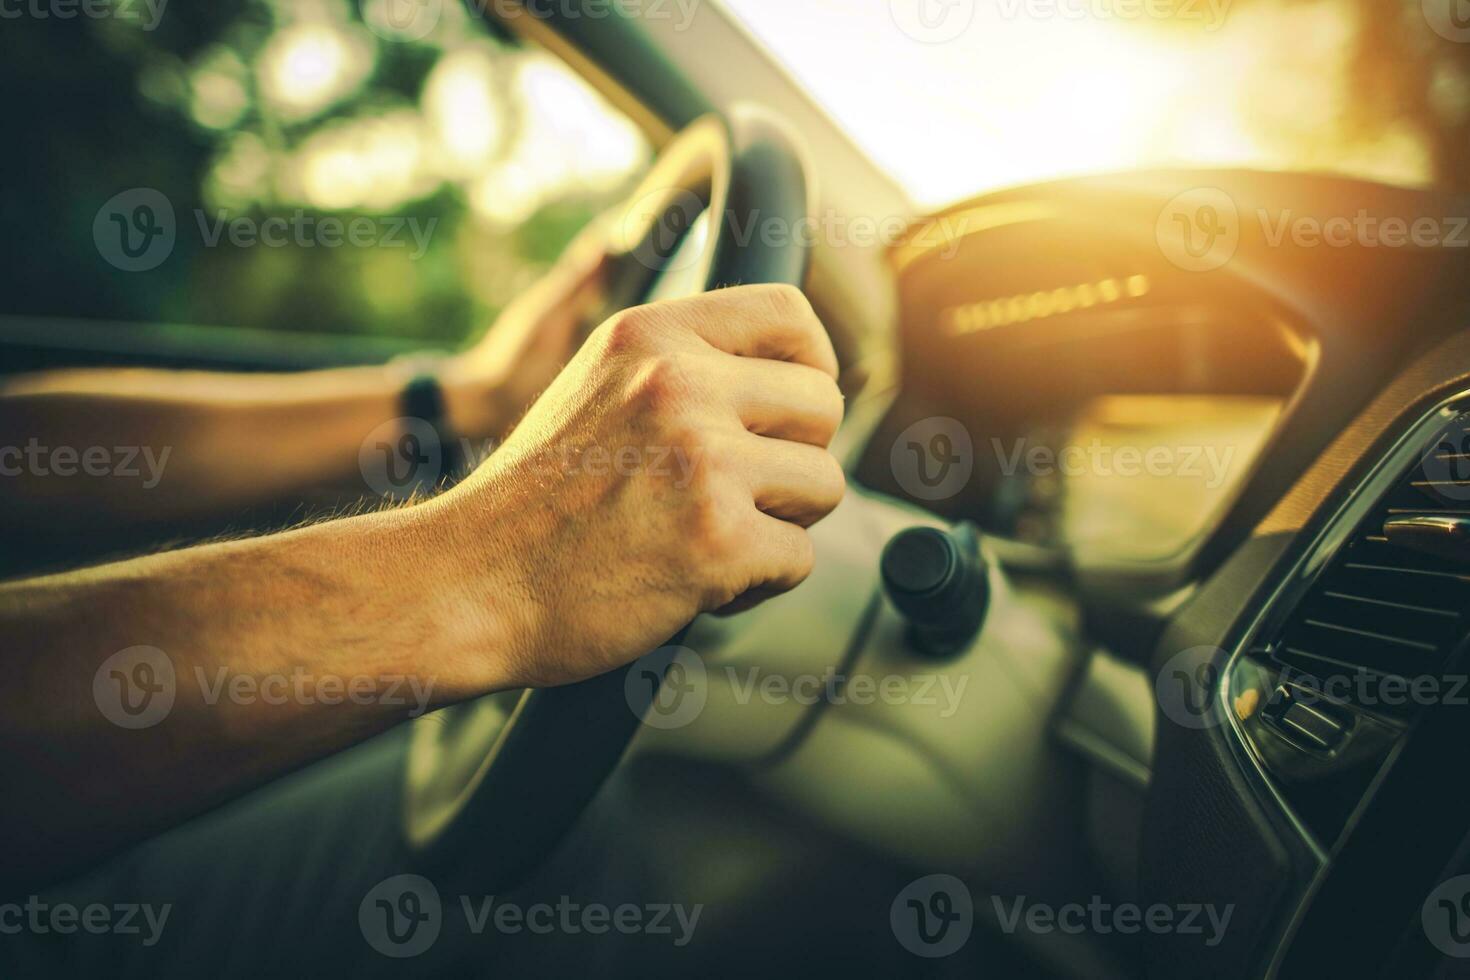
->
[[1270, 410, 1470, 706]]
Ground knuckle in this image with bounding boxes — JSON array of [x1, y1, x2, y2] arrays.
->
[[600, 305, 659, 355], [664, 432, 715, 497], [685, 491, 738, 561], [761, 282, 812, 317], [816, 450, 847, 504], [624, 354, 690, 413], [760, 284, 836, 376], [815, 378, 845, 439], [791, 529, 817, 576], [662, 422, 709, 467], [777, 527, 817, 586]]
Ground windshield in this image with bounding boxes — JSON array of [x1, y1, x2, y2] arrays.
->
[[720, 0, 1464, 208]]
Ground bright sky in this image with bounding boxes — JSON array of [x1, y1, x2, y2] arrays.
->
[[720, 0, 1432, 208]]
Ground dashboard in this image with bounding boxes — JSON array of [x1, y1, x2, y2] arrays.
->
[[847, 168, 1470, 978], [854, 177, 1314, 596]]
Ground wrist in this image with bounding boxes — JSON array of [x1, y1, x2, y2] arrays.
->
[[388, 486, 538, 700]]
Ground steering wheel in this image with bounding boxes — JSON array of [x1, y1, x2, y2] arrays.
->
[[403, 106, 815, 887]]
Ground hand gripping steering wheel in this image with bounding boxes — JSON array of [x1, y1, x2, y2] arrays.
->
[[403, 106, 815, 888]]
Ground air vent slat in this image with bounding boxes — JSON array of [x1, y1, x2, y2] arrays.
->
[[1319, 591, 1460, 620], [1345, 537, 1470, 573], [1326, 568, 1468, 622], [1300, 619, 1439, 652], [1265, 408, 1470, 714], [1279, 646, 1410, 682], [1298, 591, 1461, 645], [1341, 561, 1470, 583], [1278, 634, 1440, 678]]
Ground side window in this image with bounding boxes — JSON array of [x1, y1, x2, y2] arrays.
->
[[0, 1, 649, 347]]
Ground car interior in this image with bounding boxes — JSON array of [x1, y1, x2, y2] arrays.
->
[[5, 1, 1470, 977]]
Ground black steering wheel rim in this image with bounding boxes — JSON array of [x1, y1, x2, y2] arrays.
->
[[402, 105, 814, 886]]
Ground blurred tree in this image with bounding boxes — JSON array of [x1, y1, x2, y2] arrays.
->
[[0, 0, 646, 346]]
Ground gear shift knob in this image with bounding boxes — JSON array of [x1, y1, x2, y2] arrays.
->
[[880, 522, 989, 658]]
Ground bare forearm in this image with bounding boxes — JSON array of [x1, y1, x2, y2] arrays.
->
[[0, 499, 512, 892], [0, 243, 598, 531], [0, 284, 846, 897], [0, 365, 410, 528]]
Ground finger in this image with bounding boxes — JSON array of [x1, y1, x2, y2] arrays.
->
[[743, 435, 846, 528], [728, 358, 845, 448], [711, 584, 792, 617], [662, 283, 838, 379], [742, 513, 818, 596]]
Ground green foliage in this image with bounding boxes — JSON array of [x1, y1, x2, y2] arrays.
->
[[0, 0, 645, 347]]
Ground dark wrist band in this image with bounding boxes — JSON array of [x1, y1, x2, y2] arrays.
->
[[401, 374, 465, 487]]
